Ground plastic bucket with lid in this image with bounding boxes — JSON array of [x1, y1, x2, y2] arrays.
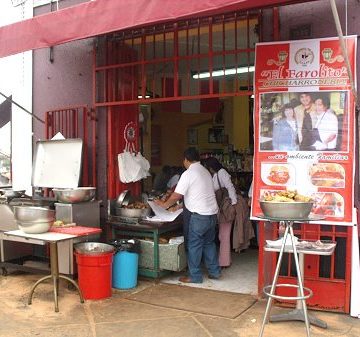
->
[[74, 242, 114, 300]]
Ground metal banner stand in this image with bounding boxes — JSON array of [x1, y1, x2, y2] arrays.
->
[[258, 216, 325, 337]]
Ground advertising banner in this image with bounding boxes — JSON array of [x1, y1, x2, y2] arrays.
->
[[251, 36, 357, 225]]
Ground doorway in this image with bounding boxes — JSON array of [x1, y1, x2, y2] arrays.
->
[[94, 10, 260, 295]]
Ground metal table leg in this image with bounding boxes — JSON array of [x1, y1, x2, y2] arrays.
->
[[259, 221, 314, 337], [270, 252, 327, 328], [259, 223, 290, 337], [28, 241, 84, 312]]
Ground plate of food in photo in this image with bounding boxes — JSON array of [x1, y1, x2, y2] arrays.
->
[[309, 163, 345, 188], [261, 163, 294, 186], [311, 192, 344, 217]]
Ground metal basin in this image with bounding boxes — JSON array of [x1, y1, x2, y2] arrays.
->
[[0, 188, 26, 199], [115, 207, 151, 218], [13, 206, 55, 223], [259, 201, 313, 219], [17, 220, 52, 234], [52, 187, 96, 203], [74, 242, 114, 255]]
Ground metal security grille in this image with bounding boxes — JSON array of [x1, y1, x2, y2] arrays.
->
[[94, 11, 260, 107], [45, 106, 97, 188]]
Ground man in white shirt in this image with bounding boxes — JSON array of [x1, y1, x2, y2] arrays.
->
[[155, 148, 221, 283]]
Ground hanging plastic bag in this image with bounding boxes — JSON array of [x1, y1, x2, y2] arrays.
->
[[118, 151, 150, 183], [118, 122, 150, 183]]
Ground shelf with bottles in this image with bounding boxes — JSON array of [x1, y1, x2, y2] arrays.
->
[[200, 148, 253, 173]]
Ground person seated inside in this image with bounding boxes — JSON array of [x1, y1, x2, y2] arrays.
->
[[167, 166, 184, 191], [152, 165, 171, 193]]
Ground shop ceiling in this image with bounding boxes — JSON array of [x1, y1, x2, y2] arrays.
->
[[0, 0, 317, 59]]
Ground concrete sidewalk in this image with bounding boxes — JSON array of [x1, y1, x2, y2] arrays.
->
[[0, 272, 359, 337]]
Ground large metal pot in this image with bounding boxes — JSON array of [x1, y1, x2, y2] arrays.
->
[[74, 242, 114, 255], [52, 187, 96, 203], [13, 206, 55, 223], [259, 201, 313, 219], [115, 207, 151, 218]]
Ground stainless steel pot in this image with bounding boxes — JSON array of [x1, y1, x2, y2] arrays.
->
[[52, 187, 96, 203], [13, 206, 55, 223]]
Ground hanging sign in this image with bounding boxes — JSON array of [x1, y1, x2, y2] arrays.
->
[[251, 36, 357, 225]]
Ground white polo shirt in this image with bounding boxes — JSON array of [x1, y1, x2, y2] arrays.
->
[[175, 162, 218, 215]]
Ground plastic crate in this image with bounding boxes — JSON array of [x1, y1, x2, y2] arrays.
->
[[138, 239, 187, 272]]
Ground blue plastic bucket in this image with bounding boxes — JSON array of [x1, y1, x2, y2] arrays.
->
[[112, 251, 138, 289]]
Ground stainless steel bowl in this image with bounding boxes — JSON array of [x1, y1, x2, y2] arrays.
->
[[74, 242, 114, 255], [259, 201, 313, 219], [17, 220, 52, 234], [13, 206, 55, 223], [52, 187, 96, 203], [115, 207, 151, 218]]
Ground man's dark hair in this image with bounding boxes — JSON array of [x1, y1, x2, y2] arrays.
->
[[184, 147, 200, 162], [300, 92, 313, 100]]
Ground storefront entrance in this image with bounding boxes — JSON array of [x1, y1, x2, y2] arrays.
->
[[91, 9, 352, 313]]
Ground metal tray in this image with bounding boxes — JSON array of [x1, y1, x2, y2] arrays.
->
[[32, 139, 83, 188]]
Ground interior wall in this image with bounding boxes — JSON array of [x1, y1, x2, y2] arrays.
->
[[151, 104, 214, 170], [233, 96, 250, 151]]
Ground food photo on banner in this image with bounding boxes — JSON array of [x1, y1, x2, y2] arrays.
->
[[251, 36, 356, 225]]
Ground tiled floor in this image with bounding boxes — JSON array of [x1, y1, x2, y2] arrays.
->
[[161, 248, 259, 295]]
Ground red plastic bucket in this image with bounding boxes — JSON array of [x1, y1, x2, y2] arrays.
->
[[75, 252, 113, 300]]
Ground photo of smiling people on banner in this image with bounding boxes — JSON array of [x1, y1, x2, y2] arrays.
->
[[259, 91, 347, 152]]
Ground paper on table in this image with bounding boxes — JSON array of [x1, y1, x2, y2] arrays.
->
[[147, 201, 183, 222]]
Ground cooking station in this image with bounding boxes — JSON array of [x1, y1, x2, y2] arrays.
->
[[107, 200, 184, 279], [0, 139, 100, 277]]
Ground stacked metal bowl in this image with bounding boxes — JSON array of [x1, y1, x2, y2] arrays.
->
[[13, 206, 55, 234], [52, 187, 96, 203]]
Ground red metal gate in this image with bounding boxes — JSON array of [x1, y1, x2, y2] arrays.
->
[[45, 105, 97, 188], [93, 11, 260, 199]]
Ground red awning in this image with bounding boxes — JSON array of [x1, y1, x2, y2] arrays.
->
[[0, 0, 314, 58]]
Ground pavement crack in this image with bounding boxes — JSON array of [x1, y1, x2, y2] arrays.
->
[[191, 316, 214, 337], [83, 302, 97, 337]]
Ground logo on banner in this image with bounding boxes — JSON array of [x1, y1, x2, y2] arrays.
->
[[294, 48, 314, 66], [322, 48, 345, 64], [267, 51, 288, 66]]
